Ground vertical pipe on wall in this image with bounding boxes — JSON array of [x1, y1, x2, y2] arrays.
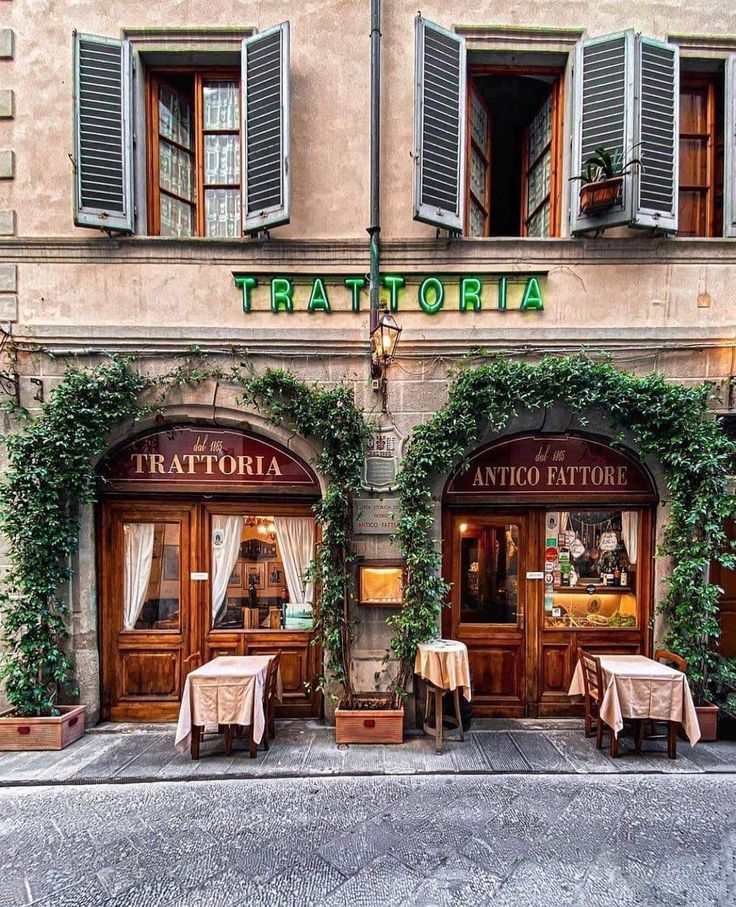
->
[[368, 0, 381, 335]]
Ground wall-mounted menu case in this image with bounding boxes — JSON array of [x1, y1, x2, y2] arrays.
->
[[358, 562, 404, 607]]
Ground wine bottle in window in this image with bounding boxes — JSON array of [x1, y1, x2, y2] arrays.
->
[[248, 577, 257, 609], [280, 586, 289, 629]]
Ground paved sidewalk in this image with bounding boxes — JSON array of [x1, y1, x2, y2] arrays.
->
[[1, 774, 734, 906], [1, 719, 734, 786]]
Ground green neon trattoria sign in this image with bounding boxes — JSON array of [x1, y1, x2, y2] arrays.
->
[[232, 273, 544, 314]]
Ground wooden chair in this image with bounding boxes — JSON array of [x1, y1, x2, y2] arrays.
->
[[261, 652, 281, 751], [579, 650, 620, 757], [634, 649, 689, 759]]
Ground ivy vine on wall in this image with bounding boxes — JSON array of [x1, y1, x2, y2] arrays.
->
[[390, 355, 736, 706], [0, 355, 369, 717]]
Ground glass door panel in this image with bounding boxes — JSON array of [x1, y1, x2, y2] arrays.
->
[[459, 523, 520, 624]]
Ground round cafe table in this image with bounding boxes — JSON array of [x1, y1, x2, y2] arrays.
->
[[414, 640, 472, 754]]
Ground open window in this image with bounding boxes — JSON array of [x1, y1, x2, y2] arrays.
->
[[467, 67, 564, 237], [72, 26, 290, 236]]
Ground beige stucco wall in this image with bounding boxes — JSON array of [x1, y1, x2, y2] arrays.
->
[[1, 0, 736, 719]]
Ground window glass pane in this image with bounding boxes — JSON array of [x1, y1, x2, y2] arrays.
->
[[469, 199, 485, 237], [124, 522, 180, 631], [203, 81, 239, 130], [204, 135, 240, 185], [528, 95, 552, 165], [470, 91, 488, 149], [470, 147, 486, 205], [160, 194, 194, 237], [679, 137, 708, 188], [544, 510, 638, 630], [526, 201, 550, 237], [460, 524, 519, 624], [205, 189, 240, 237], [679, 87, 707, 134], [159, 86, 192, 149], [213, 515, 314, 631], [159, 140, 194, 201], [527, 153, 551, 217]]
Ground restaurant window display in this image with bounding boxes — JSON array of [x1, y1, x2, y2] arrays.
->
[[212, 514, 315, 632], [543, 509, 640, 630]]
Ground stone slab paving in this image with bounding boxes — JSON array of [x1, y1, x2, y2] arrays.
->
[[0, 773, 734, 906], [1, 718, 735, 786]]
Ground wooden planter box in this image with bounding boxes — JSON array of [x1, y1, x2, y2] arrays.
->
[[579, 175, 623, 214], [335, 703, 404, 745], [0, 705, 86, 751], [695, 703, 719, 742]]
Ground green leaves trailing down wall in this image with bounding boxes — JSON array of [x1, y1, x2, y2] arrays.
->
[[0, 359, 150, 717], [244, 370, 371, 707], [0, 354, 370, 717], [390, 355, 736, 706]]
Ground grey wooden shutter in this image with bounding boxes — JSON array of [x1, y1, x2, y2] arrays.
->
[[725, 55, 736, 237], [632, 37, 679, 232], [570, 30, 635, 235], [73, 32, 134, 233], [413, 16, 467, 233], [241, 23, 290, 233]]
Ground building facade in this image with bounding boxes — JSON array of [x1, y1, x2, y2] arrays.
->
[[1, 0, 735, 724]]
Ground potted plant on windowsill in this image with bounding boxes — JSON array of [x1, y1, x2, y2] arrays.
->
[[571, 145, 641, 215]]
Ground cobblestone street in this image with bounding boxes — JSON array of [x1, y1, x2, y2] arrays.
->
[[1, 773, 734, 907]]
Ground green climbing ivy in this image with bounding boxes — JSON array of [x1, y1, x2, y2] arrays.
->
[[0, 359, 150, 716], [389, 355, 736, 706], [0, 354, 370, 717], [243, 370, 371, 707]]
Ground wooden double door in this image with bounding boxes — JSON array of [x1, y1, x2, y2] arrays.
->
[[443, 509, 649, 717], [99, 499, 321, 722]]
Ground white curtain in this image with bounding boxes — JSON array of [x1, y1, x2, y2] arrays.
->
[[123, 523, 155, 630], [274, 516, 315, 609], [621, 511, 639, 565], [211, 515, 245, 623]]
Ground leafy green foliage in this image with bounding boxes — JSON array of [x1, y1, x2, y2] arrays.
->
[[243, 370, 371, 707], [0, 359, 149, 716], [391, 355, 736, 706]]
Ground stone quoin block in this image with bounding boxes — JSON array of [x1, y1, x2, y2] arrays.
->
[[0, 29, 14, 59], [0, 150, 15, 179], [0, 264, 17, 292], [0, 294, 17, 321], [0, 90, 14, 119], [0, 210, 16, 234]]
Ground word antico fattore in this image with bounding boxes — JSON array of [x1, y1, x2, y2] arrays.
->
[[232, 274, 544, 314]]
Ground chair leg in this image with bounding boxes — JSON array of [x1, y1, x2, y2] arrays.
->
[[584, 698, 592, 738], [595, 715, 603, 750], [667, 721, 677, 760], [262, 718, 270, 751], [635, 719, 645, 756], [249, 722, 257, 758], [453, 687, 464, 741], [610, 727, 619, 758], [191, 724, 201, 761]]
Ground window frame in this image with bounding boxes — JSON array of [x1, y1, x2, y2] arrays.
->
[[465, 64, 565, 238], [145, 65, 241, 238]]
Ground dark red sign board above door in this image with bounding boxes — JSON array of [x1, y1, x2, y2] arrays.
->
[[445, 434, 656, 502], [103, 426, 320, 493]]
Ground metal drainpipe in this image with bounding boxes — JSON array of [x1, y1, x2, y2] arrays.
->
[[368, 0, 381, 336]]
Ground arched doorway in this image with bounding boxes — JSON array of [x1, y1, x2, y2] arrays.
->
[[442, 432, 658, 717], [97, 424, 323, 721]]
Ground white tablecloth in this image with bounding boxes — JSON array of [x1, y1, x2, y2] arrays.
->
[[415, 640, 472, 701], [175, 656, 282, 753], [568, 654, 701, 745]]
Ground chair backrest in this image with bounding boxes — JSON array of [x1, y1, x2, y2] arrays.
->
[[654, 648, 687, 673], [265, 651, 281, 703], [579, 650, 603, 702]]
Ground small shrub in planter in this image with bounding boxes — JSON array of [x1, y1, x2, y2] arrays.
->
[[571, 145, 641, 215]]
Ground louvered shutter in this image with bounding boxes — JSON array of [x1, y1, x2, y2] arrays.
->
[[73, 32, 134, 233], [724, 55, 736, 237], [241, 23, 290, 233], [413, 16, 467, 233], [632, 37, 679, 232], [571, 31, 635, 235]]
